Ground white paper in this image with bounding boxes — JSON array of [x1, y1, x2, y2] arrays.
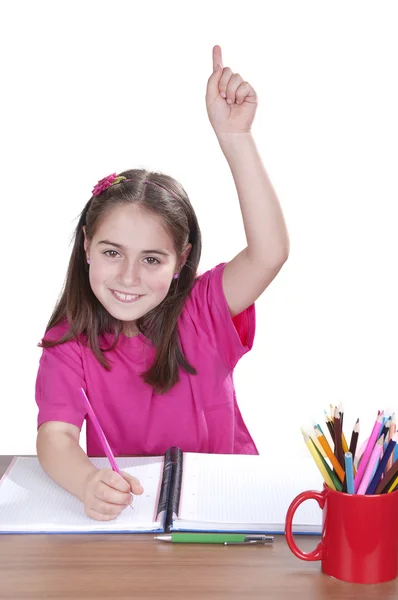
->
[[0, 456, 164, 533], [174, 453, 323, 533]]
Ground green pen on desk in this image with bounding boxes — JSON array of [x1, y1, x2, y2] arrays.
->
[[154, 533, 274, 545]]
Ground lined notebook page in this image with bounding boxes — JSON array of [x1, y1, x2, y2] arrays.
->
[[0, 456, 164, 533], [175, 453, 323, 533]]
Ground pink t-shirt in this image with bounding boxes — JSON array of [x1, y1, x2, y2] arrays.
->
[[36, 262, 258, 456]]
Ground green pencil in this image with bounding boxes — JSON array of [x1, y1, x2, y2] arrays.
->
[[310, 437, 343, 491]]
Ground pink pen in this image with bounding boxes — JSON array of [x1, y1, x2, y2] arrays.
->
[[79, 388, 134, 508]]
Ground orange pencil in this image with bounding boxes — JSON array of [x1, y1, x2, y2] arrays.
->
[[310, 425, 328, 458], [315, 429, 345, 482]]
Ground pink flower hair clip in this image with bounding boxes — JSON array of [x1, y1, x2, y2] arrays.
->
[[92, 173, 126, 197]]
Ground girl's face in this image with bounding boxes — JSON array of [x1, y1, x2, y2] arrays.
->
[[84, 204, 189, 333]]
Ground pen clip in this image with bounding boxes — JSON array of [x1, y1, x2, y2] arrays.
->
[[244, 535, 274, 543], [224, 535, 275, 545]]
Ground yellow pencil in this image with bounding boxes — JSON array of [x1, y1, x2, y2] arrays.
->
[[311, 425, 328, 457], [315, 429, 345, 482], [342, 432, 349, 454], [301, 431, 336, 490], [387, 472, 398, 493]]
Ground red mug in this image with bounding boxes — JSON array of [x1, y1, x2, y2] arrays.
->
[[285, 484, 398, 584]]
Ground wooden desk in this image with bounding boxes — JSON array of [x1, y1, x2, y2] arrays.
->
[[0, 456, 397, 599]]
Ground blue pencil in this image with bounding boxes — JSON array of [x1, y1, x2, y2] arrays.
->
[[366, 433, 398, 495], [344, 452, 355, 494], [394, 443, 398, 463]]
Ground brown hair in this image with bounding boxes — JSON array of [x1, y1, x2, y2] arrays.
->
[[39, 169, 202, 393]]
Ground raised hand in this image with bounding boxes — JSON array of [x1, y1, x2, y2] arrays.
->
[[206, 45, 258, 136]]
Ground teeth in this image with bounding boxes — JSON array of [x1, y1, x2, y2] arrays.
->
[[113, 291, 140, 301]]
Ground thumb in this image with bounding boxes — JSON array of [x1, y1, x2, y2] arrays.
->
[[121, 471, 144, 495]]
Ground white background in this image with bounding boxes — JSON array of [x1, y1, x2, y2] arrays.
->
[[1, 0, 397, 459]]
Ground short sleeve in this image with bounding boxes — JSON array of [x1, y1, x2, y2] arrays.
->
[[35, 335, 87, 430], [184, 262, 256, 370]]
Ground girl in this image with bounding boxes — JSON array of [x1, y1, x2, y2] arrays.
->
[[36, 45, 289, 521]]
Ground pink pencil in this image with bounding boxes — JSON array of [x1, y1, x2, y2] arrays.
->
[[80, 388, 134, 507], [357, 436, 385, 495], [354, 412, 383, 493]]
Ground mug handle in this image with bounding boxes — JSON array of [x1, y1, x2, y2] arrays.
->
[[284, 490, 324, 561]]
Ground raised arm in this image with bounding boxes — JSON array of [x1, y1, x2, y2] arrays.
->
[[206, 45, 289, 316]]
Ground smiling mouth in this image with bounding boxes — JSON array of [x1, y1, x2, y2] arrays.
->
[[111, 290, 143, 303]]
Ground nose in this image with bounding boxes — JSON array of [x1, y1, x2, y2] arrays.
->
[[118, 260, 141, 288]]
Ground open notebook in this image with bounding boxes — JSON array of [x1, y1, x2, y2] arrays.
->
[[0, 448, 323, 535]]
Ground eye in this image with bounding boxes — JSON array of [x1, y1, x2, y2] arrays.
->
[[104, 250, 121, 258], [144, 257, 160, 265]]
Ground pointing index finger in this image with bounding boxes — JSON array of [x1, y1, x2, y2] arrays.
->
[[213, 45, 223, 71]]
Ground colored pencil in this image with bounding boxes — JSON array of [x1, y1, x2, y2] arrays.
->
[[357, 436, 385, 495], [344, 452, 354, 494], [349, 419, 359, 458], [315, 429, 345, 482], [366, 433, 398, 495], [335, 404, 349, 452], [338, 402, 344, 428], [375, 456, 398, 494], [309, 437, 343, 491], [387, 472, 398, 493], [301, 431, 336, 490], [386, 414, 396, 472], [310, 426, 328, 458], [341, 432, 349, 454], [354, 412, 384, 493], [333, 407, 344, 468], [79, 387, 134, 509], [348, 418, 359, 475], [324, 410, 335, 444], [354, 436, 369, 469], [379, 418, 391, 444]]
